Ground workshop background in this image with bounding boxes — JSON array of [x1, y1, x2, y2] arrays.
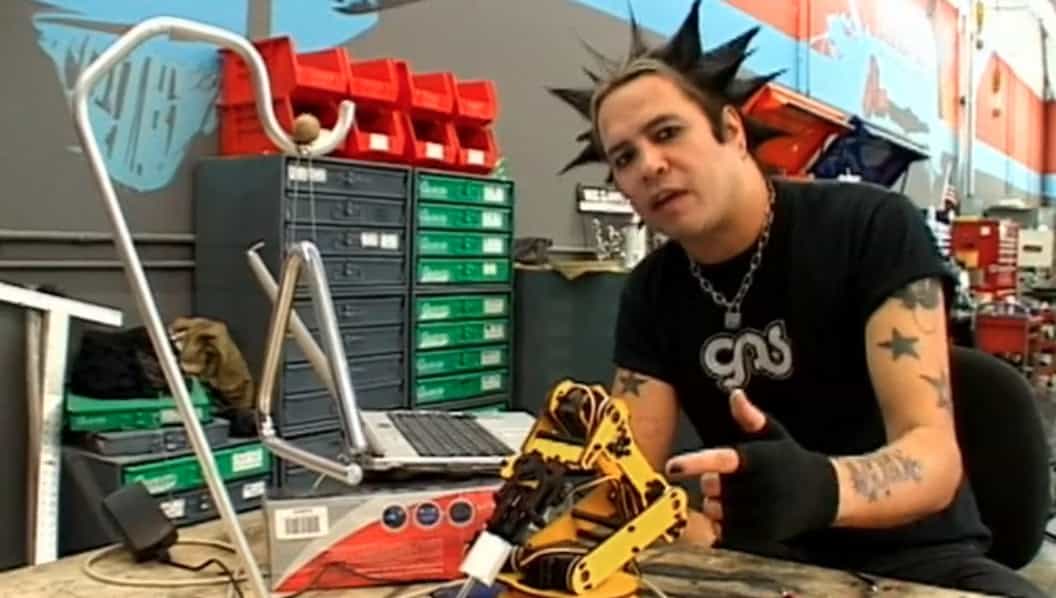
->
[[1, 0, 1055, 574]]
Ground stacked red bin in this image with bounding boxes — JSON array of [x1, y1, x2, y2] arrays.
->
[[216, 35, 500, 175]]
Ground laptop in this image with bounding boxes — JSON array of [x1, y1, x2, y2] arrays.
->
[[248, 240, 537, 478]]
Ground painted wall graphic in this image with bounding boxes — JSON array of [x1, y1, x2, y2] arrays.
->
[[29, 0, 426, 193]]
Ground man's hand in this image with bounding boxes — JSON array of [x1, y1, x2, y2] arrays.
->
[[665, 390, 839, 545]]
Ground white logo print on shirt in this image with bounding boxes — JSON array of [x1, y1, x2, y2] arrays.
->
[[699, 320, 794, 390]]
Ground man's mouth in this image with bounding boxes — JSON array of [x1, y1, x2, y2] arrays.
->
[[652, 190, 687, 212]]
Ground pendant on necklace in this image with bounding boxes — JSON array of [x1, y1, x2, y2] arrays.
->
[[724, 311, 741, 330]]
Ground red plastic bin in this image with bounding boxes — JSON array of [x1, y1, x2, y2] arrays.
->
[[402, 113, 459, 168], [336, 105, 409, 163], [347, 58, 401, 106], [218, 97, 341, 156], [395, 61, 456, 117], [454, 125, 499, 174], [454, 80, 498, 126], [220, 36, 349, 106], [975, 303, 1032, 355]]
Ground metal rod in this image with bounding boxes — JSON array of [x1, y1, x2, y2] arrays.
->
[[0, 260, 194, 270], [24, 311, 42, 563], [255, 241, 369, 456], [69, 16, 355, 597], [0, 229, 194, 244]]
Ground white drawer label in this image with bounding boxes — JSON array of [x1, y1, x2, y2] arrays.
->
[[422, 268, 451, 283], [421, 332, 450, 349], [310, 167, 327, 183], [161, 498, 186, 520], [481, 350, 502, 366], [481, 374, 502, 392], [484, 323, 506, 340], [467, 149, 485, 165], [369, 133, 390, 152], [144, 474, 178, 494], [286, 165, 326, 183], [381, 233, 400, 250], [483, 238, 504, 254], [483, 262, 498, 276], [361, 232, 380, 247], [243, 480, 266, 500], [484, 298, 506, 314], [275, 506, 329, 540], [426, 142, 444, 160], [483, 186, 506, 204], [232, 448, 264, 473], [422, 306, 451, 320], [482, 211, 503, 229]]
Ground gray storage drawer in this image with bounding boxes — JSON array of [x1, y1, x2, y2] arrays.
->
[[283, 159, 408, 198], [321, 256, 406, 289], [285, 325, 403, 362], [286, 225, 406, 257], [294, 295, 406, 330], [283, 354, 404, 396], [285, 193, 407, 228], [279, 383, 406, 430]]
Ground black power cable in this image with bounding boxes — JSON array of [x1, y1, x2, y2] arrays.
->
[[159, 551, 244, 598]]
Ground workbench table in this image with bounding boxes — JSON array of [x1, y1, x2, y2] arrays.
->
[[0, 510, 986, 597]]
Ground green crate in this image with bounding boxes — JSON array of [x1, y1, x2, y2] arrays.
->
[[417, 231, 510, 257], [123, 442, 271, 495], [415, 294, 510, 322], [417, 319, 508, 350], [65, 378, 213, 433], [417, 202, 511, 232], [417, 258, 511, 284], [417, 173, 513, 207], [415, 369, 509, 405], [416, 344, 509, 377]]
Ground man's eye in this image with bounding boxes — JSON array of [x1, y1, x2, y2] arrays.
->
[[655, 126, 679, 141], [612, 151, 634, 169]]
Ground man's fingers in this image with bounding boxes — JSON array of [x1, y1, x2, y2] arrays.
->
[[730, 389, 767, 434], [702, 496, 723, 521], [700, 473, 721, 498], [666, 448, 740, 478]]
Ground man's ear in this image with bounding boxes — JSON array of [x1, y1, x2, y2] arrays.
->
[[721, 105, 748, 155]]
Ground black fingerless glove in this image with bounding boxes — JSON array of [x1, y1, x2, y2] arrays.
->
[[720, 417, 839, 545]]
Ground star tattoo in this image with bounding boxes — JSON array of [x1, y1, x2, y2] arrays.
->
[[920, 370, 952, 411], [618, 372, 647, 397], [878, 328, 920, 360]]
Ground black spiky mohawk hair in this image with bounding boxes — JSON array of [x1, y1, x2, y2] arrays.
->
[[548, 0, 788, 175]]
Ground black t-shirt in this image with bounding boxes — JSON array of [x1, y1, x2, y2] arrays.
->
[[613, 177, 991, 564]]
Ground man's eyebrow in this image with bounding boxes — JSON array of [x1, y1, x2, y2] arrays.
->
[[604, 114, 679, 157]]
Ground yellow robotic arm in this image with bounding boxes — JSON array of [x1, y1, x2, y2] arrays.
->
[[461, 380, 689, 598]]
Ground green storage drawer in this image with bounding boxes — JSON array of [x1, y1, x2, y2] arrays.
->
[[417, 173, 513, 207], [417, 202, 511, 232], [66, 378, 213, 433], [415, 294, 510, 322], [417, 319, 509, 350], [123, 442, 271, 495], [416, 344, 509, 377], [417, 231, 510, 257], [417, 258, 511, 284], [416, 369, 509, 405]]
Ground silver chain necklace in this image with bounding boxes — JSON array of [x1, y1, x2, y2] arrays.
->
[[688, 179, 776, 330]]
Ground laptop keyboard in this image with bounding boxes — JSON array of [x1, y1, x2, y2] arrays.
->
[[389, 412, 515, 457]]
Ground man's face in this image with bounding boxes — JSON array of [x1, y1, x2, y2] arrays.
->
[[596, 74, 745, 241]]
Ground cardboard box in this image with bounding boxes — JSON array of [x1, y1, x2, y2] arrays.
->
[[265, 477, 502, 592]]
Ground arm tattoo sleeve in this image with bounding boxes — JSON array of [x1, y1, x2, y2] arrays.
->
[[895, 278, 942, 311], [617, 371, 647, 397], [843, 449, 925, 502], [877, 327, 920, 361], [920, 370, 953, 411]]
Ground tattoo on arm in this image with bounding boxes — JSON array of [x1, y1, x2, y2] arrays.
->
[[843, 449, 924, 502], [877, 327, 920, 360], [617, 371, 647, 397], [920, 370, 952, 411], [895, 278, 942, 311]]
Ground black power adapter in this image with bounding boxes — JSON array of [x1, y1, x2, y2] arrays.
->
[[102, 482, 178, 563]]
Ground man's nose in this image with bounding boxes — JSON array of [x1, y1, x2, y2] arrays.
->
[[639, 145, 668, 183]]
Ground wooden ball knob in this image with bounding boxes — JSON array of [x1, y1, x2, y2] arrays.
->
[[292, 113, 321, 145]]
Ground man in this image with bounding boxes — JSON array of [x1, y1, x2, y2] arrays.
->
[[548, 2, 1045, 597]]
